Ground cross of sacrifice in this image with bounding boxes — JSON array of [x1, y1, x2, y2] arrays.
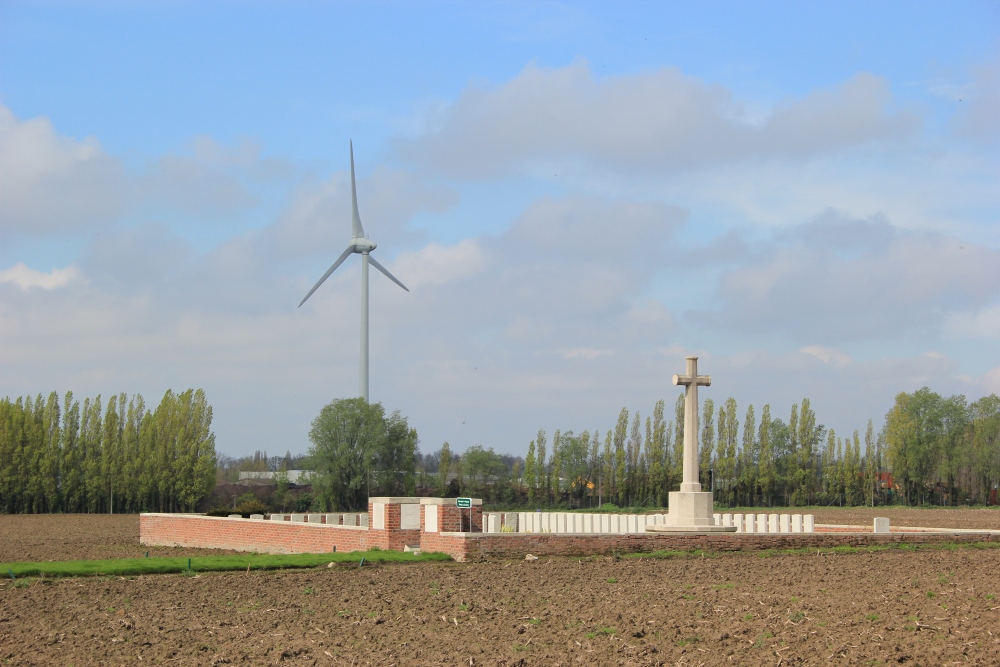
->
[[673, 356, 711, 493]]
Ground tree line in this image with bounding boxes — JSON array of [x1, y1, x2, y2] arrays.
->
[[515, 387, 1000, 508], [0, 389, 217, 514]]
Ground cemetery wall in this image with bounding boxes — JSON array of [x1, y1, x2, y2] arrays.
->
[[140, 513, 369, 554], [421, 529, 1000, 562]]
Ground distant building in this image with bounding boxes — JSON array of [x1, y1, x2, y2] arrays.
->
[[238, 470, 313, 485]]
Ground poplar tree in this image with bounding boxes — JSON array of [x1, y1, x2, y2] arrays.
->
[[551, 429, 562, 503], [758, 404, 774, 506], [740, 404, 757, 506], [613, 408, 628, 505], [602, 430, 614, 504], [651, 400, 668, 505], [700, 398, 715, 490], [524, 440, 536, 503], [535, 429, 548, 504], [438, 442, 452, 495], [673, 394, 685, 485], [627, 411, 641, 505]]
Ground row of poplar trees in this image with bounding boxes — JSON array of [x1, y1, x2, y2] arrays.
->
[[0, 389, 217, 514], [523, 388, 1000, 508]]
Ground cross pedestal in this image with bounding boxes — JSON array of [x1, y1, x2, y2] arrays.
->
[[647, 356, 736, 533]]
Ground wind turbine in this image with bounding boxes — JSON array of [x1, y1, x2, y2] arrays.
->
[[299, 141, 409, 402]]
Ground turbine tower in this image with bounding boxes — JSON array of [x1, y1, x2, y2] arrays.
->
[[298, 141, 408, 402]]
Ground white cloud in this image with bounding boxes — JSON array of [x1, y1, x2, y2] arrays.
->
[[945, 305, 1000, 339], [391, 239, 487, 289], [399, 61, 917, 176], [800, 345, 852, 367], [984, 367, 1000, 394], [0, 263, 79, 290], [691, 211, 1000, 343], [0, 105, 123, 236]]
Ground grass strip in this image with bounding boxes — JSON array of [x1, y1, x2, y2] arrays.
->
[[1, 550, 450, 579]]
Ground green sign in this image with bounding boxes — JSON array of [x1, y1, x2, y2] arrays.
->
[[456, 497, 472, 508]]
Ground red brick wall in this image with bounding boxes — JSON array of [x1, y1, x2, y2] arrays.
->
[[140, 514, 372, 554], [419, 530, 1000, 562], [436, 504, 481, 532]]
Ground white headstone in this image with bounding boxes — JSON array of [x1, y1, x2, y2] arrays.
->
[[250, 514, 264, 520], [601, 514, 611, 533], [733, 513, 743, 532], [486, 513, 499, 533], [791, 514, 803, 533], [713, 513, 722, 527], [804, 514, 815, 533], [757, 513, 768, 533], [400, 504, 421, 530], [638, 515, 648, 532], [372, 504, 385, 529], [308, 514, 323, 524], [503, 513, 519, 531], [873, 517, 890, 534], [360, 512, 369, 528], [722, 513, 733, 528], [744, 514, 756, 533], [229, 513, 242, 518], [517, 512, 527, 532], [270, 513, 287, 521], [290, 513, 306, 523], [779, 514, 790, 533], [768, 514, 778, 533], [424, 504, 438, 532]]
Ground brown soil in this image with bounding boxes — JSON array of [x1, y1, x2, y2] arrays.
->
[[5, 547, 1000, 666], [0, 514, 241, 563], [4, 509, 1000, 665]]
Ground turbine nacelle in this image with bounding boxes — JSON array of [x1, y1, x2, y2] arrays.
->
[[352, 237, 377, 253]]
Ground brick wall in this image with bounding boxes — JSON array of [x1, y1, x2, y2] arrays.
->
[[419, 530, 1000, 562], [143, 506, 1000, 563], [140, 514, 371, 554]]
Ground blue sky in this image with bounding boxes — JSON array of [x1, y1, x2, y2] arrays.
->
[[1, 1, 998, 459]]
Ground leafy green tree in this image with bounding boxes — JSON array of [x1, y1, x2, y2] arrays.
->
[[758, 404, 774, 506], [438, 442, 452, 496], [309, 398, 387, 511], [551, 429, 562, 502], [739, 403, 757, 506], [613, 408, 628, 505], [536, 429, 548, 504], [699, 398, 715, 490], [524, 440, 536, 503]]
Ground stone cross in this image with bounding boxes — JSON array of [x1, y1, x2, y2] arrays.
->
[[673, 356, 711, 493]]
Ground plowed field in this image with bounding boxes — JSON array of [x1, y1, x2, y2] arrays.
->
[[3, 509, 1000, 666]]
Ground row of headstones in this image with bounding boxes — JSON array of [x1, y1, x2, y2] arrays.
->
[[480, 512, 817, 534], [224, 512, 370, 527], [485, 512, 655, 534], [713, 513, 815, 533]]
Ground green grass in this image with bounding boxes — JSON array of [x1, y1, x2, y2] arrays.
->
[[1, 550, 450, 579]]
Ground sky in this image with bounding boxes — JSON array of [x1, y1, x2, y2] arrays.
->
[[1, 1, 998, 460]]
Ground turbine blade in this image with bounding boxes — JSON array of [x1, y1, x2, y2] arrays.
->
[[298, 245, 355, 307], [368, 255, 409, 292], [350, 140, 365, 239]]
